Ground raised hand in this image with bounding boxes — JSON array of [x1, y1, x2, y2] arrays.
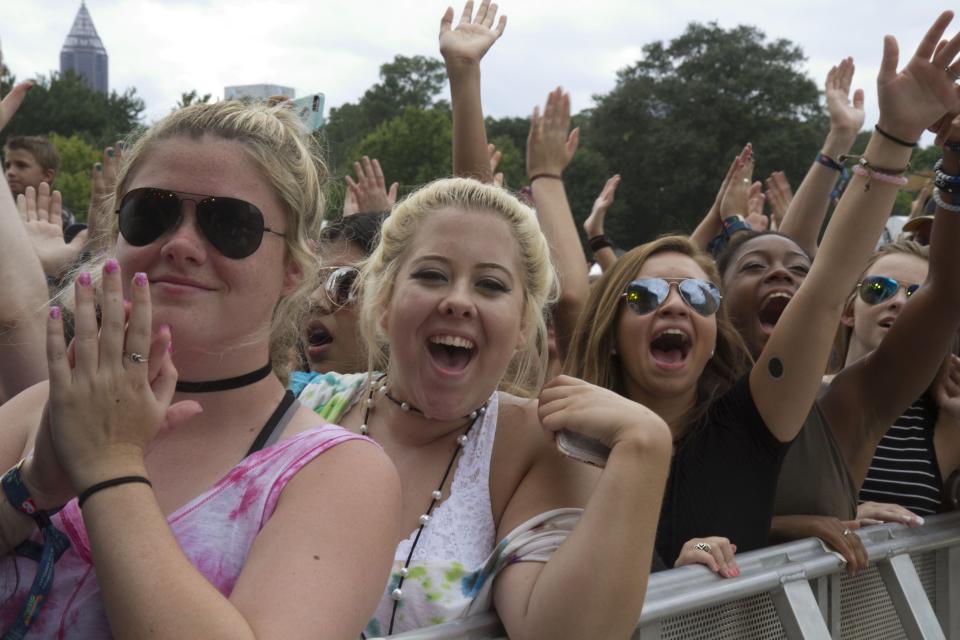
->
[[0, 80, 30, 132], [745, 181, 768, 231], [826, 58, 866, 138], [877, 11, 960, 143], [583, 175, 620, 238], [527, 88, 579, 178], [18, 183, 88, 277], [488, 142, 504, 187], [439, 0, 507, 68], [45, 260, 201, 492], [88, 141, 123, 246], [719, 145, 754, 219], [344, 156, 398, 215], [765, 171, 793, 228]]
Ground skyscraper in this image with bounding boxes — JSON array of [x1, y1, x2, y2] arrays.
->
[[60, 2, 108, 94]]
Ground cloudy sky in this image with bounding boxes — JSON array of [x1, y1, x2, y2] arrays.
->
[[0, 0, 953, 135]]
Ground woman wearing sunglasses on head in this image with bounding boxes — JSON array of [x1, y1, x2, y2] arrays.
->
[[565, 11, 960, 573], [0, 101, 399, 639], [290, 212, 387, 424]]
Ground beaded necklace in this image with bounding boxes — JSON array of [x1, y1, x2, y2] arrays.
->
[[360, 376, 488, 636]]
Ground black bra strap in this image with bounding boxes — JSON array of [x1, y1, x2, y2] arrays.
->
[[245, 390, 296, 458]]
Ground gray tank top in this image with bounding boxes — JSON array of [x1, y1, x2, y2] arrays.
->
[[773, 399, 858, 520]]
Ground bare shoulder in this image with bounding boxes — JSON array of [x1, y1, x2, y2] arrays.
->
[[490, 392, 597, 531]]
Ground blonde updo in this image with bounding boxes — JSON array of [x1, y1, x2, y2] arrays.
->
[[359, 177, 559, 397]]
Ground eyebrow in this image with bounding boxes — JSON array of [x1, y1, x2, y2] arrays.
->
[[737, 249, 809, 264], [412, 255, 516, 282]]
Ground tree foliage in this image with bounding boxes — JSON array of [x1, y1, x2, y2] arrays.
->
[[353, 106, 452, 189], [0, 70, 144, 149], [584, 22, 825, 246], [176, 90, 212, 110], [321, 55, 447, 174], [48, 133, 101, 217]]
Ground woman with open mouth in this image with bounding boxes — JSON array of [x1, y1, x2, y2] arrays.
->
[[715, 124, 960, 572], [565, 11, 960, 574], [294, 176, 672, 638]]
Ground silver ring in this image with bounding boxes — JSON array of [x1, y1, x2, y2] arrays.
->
[[842, 528, 852, 537], [125, 351, 148, 364], [694, 542, 712, 553], [946, 67, 960, 83], [742, 178, 750, 184]]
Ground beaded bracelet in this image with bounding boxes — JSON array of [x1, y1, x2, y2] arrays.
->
[[934, 159, 960, 193], [816, 152, 843, 173], [933, 188, 960, 213]]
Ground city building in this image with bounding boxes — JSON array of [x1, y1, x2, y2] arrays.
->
[[60, 1, 108, 94]]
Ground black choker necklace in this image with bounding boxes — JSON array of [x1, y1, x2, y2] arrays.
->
[[175, 362, 273, 393]]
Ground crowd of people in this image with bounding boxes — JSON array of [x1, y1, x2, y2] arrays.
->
[[0, 3, 959, 638]]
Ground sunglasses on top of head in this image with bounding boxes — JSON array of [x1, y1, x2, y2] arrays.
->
[[621, 278, 722, 317], [857, 275, 920, 305], [318, 266, 360, 308], [116, 187, 285, 259]]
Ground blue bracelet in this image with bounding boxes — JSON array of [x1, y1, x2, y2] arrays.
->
[[816, 152, 844, 173], [1, 462, 71, 640]]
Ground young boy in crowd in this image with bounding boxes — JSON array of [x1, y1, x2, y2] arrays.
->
[[3, 135, 75, 227]]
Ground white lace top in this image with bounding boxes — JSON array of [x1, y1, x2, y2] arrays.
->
[[372, 392, 500, 634]]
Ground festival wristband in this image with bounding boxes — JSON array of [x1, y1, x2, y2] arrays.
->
[[528, 173, 562, 183], [588, 234, 614, 253], [816, 152, 843, 173]]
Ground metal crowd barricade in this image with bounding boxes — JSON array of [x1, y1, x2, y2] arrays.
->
[[388, 511, 960, 639]]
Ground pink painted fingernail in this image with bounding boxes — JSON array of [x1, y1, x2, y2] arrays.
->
[[49, 306, 61, 320], [105, 258, 119, 274], [134, 272, 148, 287], [77, 271, 92, 287]]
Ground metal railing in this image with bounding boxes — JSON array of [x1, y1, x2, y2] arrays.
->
[[388, 511, 960, 639]]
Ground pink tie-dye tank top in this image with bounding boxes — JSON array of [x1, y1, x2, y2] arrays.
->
[[0, 424, 368, 638]]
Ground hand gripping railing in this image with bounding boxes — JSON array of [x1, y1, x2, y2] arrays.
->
[[387, 511, 960, 639]]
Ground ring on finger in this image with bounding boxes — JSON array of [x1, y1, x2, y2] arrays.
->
[[842, 528, 852, 537], [124, 351, 148, 364], [694, 542, 712, 553], [946, 67, 960, 83]]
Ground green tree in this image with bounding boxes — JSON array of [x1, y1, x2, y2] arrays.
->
[[321, 55, 447, 173], [585, 22, 825, 248], [49, 133, 100, 217], [0, 70, 143, 148], [176, 90, 212, 110], [352, 106, 452, 189]]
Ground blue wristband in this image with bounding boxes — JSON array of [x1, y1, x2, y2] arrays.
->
[[1, 462, 71, 639]]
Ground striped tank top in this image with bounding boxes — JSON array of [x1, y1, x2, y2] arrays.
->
[[859, 395, 943, 516]]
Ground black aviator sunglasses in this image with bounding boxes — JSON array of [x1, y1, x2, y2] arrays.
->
[[116, 187, 285, 259]]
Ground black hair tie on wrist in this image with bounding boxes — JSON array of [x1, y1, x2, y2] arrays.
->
[[78, 476, 152, 509], [588, 234, 614, 253], [874, 124, 918, 148]]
